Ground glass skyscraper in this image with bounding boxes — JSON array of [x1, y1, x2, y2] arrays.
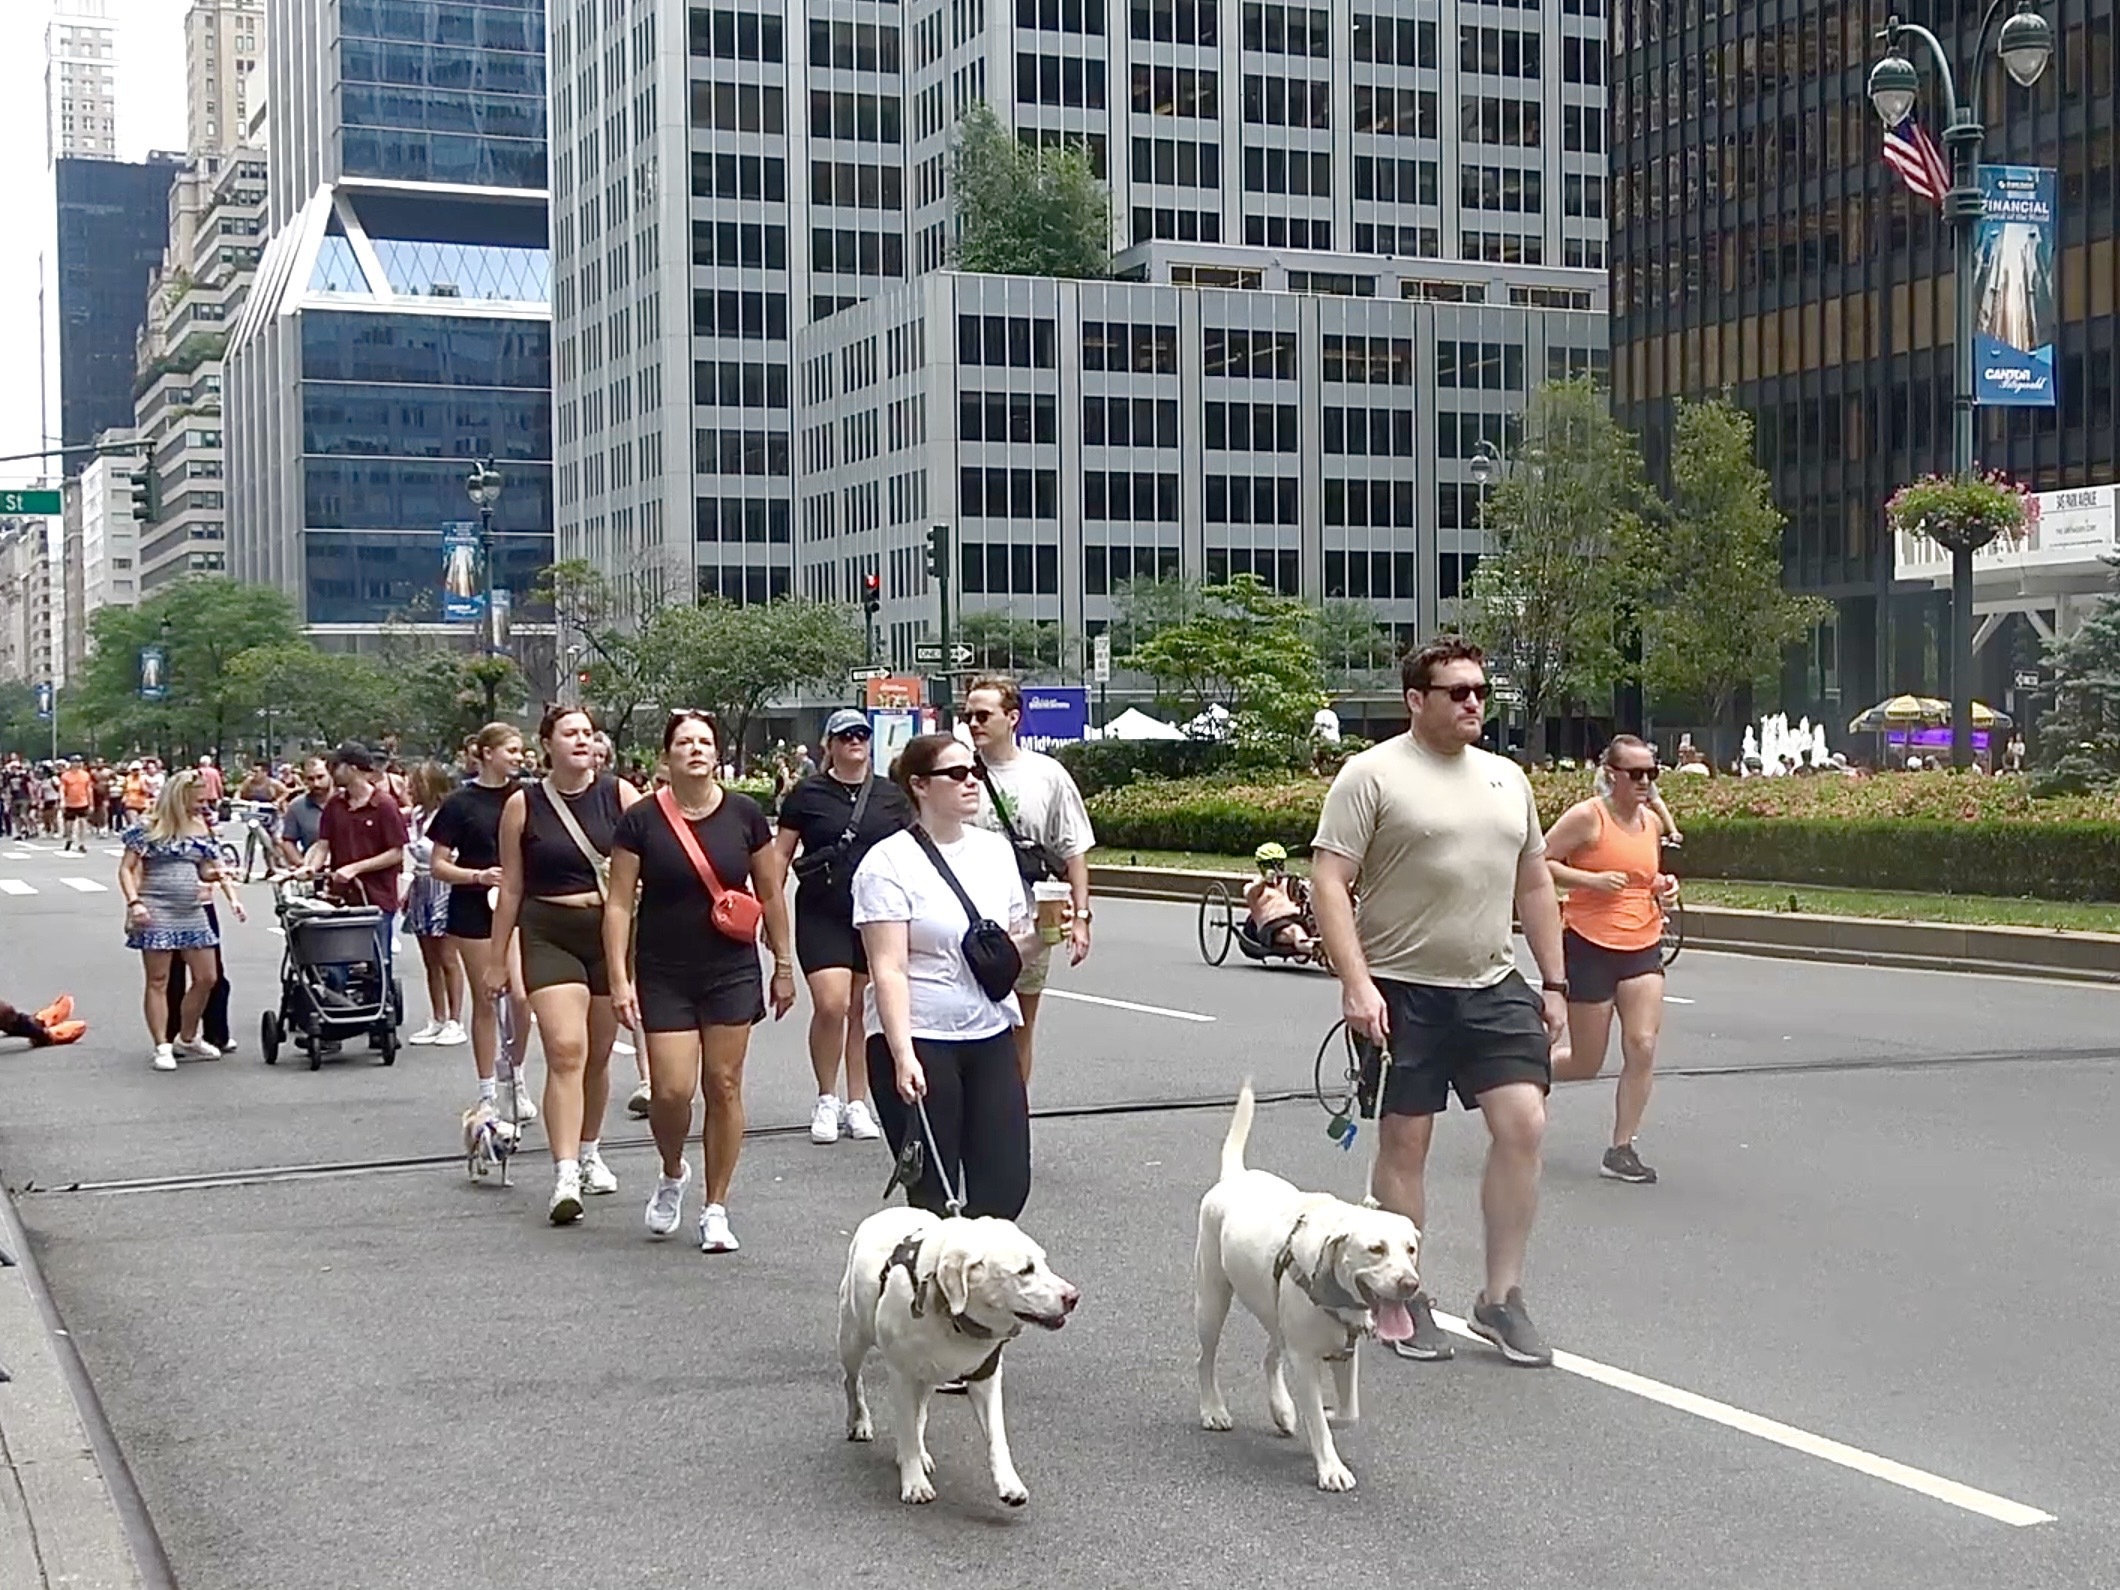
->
[[227, 0, 552, 641]]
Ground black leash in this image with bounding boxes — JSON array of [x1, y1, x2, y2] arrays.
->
[[883, 1093, 967, 1216]]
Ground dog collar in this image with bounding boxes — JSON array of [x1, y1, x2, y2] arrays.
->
[[881, 1234, 1018, 1343], [1273, 1215, 1372, 1318]]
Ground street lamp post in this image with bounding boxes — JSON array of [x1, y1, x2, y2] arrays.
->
[[464, 458, 504, 660], [1868, 3, 2052, 768]]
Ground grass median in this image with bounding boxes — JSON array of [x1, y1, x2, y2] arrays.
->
[[1088, 847, 2120, 936]]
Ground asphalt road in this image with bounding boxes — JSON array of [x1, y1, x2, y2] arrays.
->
[[3, 836, 2118, 1589]]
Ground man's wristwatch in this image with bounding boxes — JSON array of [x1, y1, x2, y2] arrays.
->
[[1541, 978, 1569, 997]]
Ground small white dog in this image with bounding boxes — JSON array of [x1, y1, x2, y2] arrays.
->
[[838, 1206, 1079, 1506], [462, 1101, 520, 1182], [1195, 1082, 1423, 1492]]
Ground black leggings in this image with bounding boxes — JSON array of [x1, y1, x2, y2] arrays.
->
[[165, 905, 232, 1049], [866, 1030, 1030, 1220]]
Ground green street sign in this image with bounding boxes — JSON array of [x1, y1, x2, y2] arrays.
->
[[0, 490, 63, 516]]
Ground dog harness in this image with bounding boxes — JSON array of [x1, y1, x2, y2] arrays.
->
[[881, 1235, 1012, 1381], [1272, 1214, 1371, 1361]]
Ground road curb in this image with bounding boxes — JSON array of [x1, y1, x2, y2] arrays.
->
[[0, 1189, 167, 1590], [1088, 865, 2120, 986]]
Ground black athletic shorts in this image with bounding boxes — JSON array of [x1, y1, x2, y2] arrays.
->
[[1562, 928, 1664, 1005], [446, 887, 494, 941], [1375, 972, 1551, 1115], [636, 959, 765, 1033], [796, 902, 867, 976]]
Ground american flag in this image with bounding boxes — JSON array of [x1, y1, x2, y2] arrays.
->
[[1882, 113, 1952, 206]]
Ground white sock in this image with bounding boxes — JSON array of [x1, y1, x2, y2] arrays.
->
[[556, 1157, 579, 1179], [580, 1138, 600, 1160], [478, 1077, 497, 1103]]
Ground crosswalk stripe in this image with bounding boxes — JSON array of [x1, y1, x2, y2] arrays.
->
[[0, 879, 36, 896], [60, 877, 107, 893]]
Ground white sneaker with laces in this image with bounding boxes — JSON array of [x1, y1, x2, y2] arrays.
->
[[509, 1076, 539, 1123], [434, 1020, 468, 1047], [407, 1020, 446, 1045], [548, 1167, 584, 1224], [626, 1078, 651, 1118], [810, 1093, 843, 1144], [842, 1099, 882, 1141], [645, 1160, 690, 1237], [698, 1203, 739, 1253], [151, 1044, 177, 1072], [579, 1148, 619, 1195], [177, 1036, 220, 1060]]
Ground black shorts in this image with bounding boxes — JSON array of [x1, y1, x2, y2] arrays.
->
[[1562, 929, 1664, 1005], [445, 886, 494, 941], [521, 897, 609, 995], [637, 959, 765, 1033], [1375, 972, 1551, 1116], [796, 904, 867, 976]]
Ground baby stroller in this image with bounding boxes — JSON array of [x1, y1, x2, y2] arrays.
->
[[260, 879, 404, 1070]]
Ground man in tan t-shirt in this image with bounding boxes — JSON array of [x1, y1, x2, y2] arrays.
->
[[1311, 635, 1569, 1368]]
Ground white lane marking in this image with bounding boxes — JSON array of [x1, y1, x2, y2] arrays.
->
[[60, 877, 108, 893], [101, 846, 125, 857], [0, 879, 35, 896], [1663, 995, 1696, 1005], [1042, 988, 1216, 1023], [268, 924, 284, 936], [2, 850, 30, 860], [1433, 1311, 2053, 1527]]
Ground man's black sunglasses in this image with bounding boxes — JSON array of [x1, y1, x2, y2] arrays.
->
[[1423, 682, 1492, 704]]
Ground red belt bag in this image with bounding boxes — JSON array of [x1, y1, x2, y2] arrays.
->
[[656, 787, 764, 944]]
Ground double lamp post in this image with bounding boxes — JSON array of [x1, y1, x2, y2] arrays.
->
[[1866, 2, 2052, 769]]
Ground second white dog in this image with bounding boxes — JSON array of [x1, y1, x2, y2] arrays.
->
[[838, 1206, 1079, 1506], [1195, 1082, 1423, 1492]]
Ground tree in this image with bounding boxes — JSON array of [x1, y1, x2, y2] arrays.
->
[[1309, 599, 1395, 688], [220, 643, 401, 750], [950, 103, 1111, 279], [537, 557, 674, 745], [1107, 573, 1202, 655], [2035, 563, 2120, 793], [956, 608, 1063, 674], [635, 598, 866, 768], [384, 651, 530, 756], [0, 681, 41, 757], [1462, 377, 1653, 751], [1122, 574, 1326, 752], [1640, 398, 1828, 756]]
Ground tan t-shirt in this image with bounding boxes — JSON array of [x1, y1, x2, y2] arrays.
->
[[1311, 733, 1544, 989]]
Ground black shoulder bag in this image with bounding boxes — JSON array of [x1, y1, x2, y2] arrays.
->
[[909, 827, 1022, 1005], [974, 760, 1060, 887], [791, 773, 875, 893]]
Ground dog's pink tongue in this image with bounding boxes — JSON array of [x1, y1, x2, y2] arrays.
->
[[1373, 1300, 1415, 1343]]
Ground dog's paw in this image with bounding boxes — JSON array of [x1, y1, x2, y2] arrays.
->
[[1269, 1402, 1297, 1437], [1315, 1462, 1358, 1493], [997, 1479, 1029, 1508], [899, 1474, 937, 1505], [1199, 1405, 1234, 1432], [846, 1417, 873, 1443]]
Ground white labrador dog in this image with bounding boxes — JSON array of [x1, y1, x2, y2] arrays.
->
[[1195, 1082, 1423, 1492], [838, 1206, 1079, 1506]]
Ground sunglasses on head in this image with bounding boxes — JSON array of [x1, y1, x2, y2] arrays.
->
[[1612, 764, 1658, 782], [1424, 682, 1492, 703], [922, 762, 979, 783]]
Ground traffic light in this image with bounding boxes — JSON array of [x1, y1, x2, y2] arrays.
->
[[128, 468, 158, 525], [862, 571, 881, 615], [925, 523, 951, 581]]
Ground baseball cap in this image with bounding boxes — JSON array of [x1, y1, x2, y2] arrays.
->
[[330, 741, 377, 771], [824, 708, 871, 739]]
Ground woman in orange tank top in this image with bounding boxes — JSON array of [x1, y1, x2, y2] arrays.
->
[[1542, 735, 1678, 1185]]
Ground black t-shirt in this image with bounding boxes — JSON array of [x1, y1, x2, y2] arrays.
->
[[778, 771, 913, 912], [612, 791, 774, 974], [429, 782, 514, 878]]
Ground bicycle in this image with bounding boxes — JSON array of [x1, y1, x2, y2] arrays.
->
[[1657, 834, 1684, 967], [215, 800, 281, 883]]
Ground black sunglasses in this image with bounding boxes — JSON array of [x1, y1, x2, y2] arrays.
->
[[1613, 764, 1659, 782], [1424, 682, 1492, 703], [830, 727, 873, 742], [921, 763, 979, 783], [961, 708, 1001, 724]]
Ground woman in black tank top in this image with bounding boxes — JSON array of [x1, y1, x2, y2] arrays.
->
[[486, 707, 642, 1226]]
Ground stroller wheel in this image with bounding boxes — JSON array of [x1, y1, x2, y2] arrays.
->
[[260, 1011, 281, 1065], [378, 1027, 398, 1066]]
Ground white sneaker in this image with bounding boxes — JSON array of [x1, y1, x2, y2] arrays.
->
[[698, 1203, 739, 1253], [842, 1099, 882, 1141], [810, 1093, 843, 1144], [548, 1166, 584, 1225], [177, 1036, 220, 1060], [151, 1043, 177, 1072], [407, 1020, 446, 1045], [580, 1147, 619, 1196], [626, 1078, 652, 1118], [509, 1075, 539, 1123], [644, 1160, 690, 1237], [434, 1020, 468, 1047]]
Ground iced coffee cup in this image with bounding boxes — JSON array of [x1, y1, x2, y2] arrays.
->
[[1033, 881, 1072, 944]]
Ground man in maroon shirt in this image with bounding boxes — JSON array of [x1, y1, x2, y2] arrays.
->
[[304, 742, 409, 981]]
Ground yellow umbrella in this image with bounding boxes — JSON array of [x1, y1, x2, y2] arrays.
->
[[1846, 695, 2012, 733]]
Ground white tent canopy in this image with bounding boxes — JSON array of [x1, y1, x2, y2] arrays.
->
[[1100, 707, 1187, 741]]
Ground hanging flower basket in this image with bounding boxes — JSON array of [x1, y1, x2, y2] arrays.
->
[[1884, 471, 2031, 555]]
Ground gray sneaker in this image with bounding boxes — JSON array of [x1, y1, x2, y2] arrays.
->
[[1600, 1142, 1657, 1184], [1383, 1290, 1454, 1362], [1470, 1287, 1553, 1367]]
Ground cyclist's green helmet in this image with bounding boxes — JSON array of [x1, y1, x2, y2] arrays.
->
[[1254, 842, 1288, 870]]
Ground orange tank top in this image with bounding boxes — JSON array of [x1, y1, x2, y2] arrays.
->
[[1560, 798, 1663, 952]]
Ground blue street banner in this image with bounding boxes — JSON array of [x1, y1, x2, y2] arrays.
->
[[487, 585, 512, 652], [137, 645, 168, 701], [1017, 685, 1090, 751], [33, 682, 53, 722], [1971, 165, 2057, 408], [441, 521, 485, 623]]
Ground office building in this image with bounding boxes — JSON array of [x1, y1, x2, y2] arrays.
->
[[0, 522, 45, 686], [187, 0, 265, 160], [1609, 0, 2118, 722], [80, 443, 142, 626], [227, 0, 552, 642], [795, 250, 1604, 664], [547, 0, 1610, 610], [46, 0, 119, 163], [61, 480, 87, 683]]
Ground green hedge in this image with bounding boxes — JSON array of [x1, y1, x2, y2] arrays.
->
[[1054, 738, 1235, 796], [1086, 781, 2120, 901]]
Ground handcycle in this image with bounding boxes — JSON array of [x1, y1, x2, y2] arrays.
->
[[1196, 871, 1332, 971]]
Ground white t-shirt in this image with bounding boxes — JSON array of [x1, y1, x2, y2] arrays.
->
[[852, 827, 1032, 1041], [971, 747, 1095, 861]]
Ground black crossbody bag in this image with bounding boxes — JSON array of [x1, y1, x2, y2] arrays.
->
[[974, 760, 1061, 887], [908, 827, 1022, 1005], [791, 773, 875, 892]]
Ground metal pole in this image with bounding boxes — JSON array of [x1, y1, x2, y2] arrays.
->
[[1947, 114, 1983, 771]]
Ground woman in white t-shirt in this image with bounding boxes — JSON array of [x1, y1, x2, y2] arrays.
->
[[852, 732, 1038, 1218]]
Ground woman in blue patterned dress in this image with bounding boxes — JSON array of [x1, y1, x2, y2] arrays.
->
[[117, 768, 223, 1073]]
